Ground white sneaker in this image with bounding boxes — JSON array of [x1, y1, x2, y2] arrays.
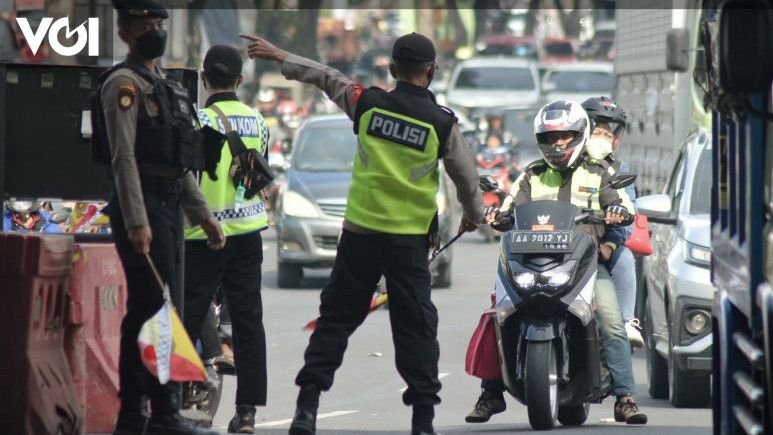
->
[[625, 319, 644, 349]]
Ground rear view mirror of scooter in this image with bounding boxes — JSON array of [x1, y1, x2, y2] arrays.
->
[[607, 172, 637, 190], [479, 175, 500, 192]]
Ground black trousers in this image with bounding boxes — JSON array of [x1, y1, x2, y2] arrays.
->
[[183, 231, 267, 406], [108, 181, 184, 417], [296, 229, 441, 406]]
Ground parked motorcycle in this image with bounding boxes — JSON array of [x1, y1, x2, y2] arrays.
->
[[482, 173, 636, 430], [3, 198, 65, 233]]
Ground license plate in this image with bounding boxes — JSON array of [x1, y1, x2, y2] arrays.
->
[[510, 231, 573, 253]]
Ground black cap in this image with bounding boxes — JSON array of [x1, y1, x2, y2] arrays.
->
[[112, 0, 169, 20], [203, 45, 243, 79], [392, 32, 436, 63]]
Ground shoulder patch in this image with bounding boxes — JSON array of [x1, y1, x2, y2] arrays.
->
[[117, 84, 136, 111]]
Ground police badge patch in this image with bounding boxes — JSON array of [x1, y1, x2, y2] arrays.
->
[[118, 84, 135, 111]]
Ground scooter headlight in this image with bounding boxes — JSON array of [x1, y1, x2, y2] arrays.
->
[[544, 270, 571, 287], [514, 272, 536, 288]]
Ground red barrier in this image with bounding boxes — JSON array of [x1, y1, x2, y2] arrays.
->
[[0, 233, 84, 435], [64, 243, 127, 433]]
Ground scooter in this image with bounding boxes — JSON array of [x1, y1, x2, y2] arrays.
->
[[481, 173, 636, 430]]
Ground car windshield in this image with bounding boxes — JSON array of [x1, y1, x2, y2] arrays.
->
[[544, 42, 573, 56], [690, 148, 711, 214], [292, 126, 358, 172], [454, 67, 535, 90], [546, 70, 613, 92]]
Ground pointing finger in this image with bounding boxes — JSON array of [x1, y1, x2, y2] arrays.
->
[[239, 34, 260, 42]]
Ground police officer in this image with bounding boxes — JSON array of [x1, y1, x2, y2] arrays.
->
[[183, 44, 270, 434], [97, 2, 225, 434], [467, 100, 647, 426], [242, 32, 484, 435]]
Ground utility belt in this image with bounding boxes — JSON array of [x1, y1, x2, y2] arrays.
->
[[138, 163, 186, 179], [140, 175, 185, 197]]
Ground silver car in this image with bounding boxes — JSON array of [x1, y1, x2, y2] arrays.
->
[[638, 129, 713, 408], [276, 114, 454, 288]]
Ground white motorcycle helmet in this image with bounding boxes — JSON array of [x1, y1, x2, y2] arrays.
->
[[533, 100, 590, 171]]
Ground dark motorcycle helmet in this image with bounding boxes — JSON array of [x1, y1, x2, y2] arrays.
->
[[581, 96, 627, 143], [533, 100, 590, 171], [5, 198, 39, 216]]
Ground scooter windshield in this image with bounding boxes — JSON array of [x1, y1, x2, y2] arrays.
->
[[513, 200, 579, 231]]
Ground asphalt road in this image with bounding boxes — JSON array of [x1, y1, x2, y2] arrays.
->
[[209, 228, 712, 435]]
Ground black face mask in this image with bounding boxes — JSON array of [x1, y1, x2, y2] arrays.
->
[[135, 29, 167, 60]]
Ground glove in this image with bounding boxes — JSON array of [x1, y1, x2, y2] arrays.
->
[[605, 205, 633, 226]]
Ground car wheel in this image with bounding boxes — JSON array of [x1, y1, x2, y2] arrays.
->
[[645, 295, 668, 399], [432, 260, 452, 288], [668, 328, 711, 407], [277, 262, 303, 288]]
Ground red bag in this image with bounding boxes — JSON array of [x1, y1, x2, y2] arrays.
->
[[465, 310, 502, 380], [625, 213, 654, 256]]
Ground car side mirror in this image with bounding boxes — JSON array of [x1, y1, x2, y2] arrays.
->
[[666, 28, 690, 72], [607, 173, 637, 190], [637, 194, 676, 224], [479, 175, 499, 192], [718, 0, 773, 93]]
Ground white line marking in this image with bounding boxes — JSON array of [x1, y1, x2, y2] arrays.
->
[[253, 410, 358, 428], [399, 372, 450, 393]]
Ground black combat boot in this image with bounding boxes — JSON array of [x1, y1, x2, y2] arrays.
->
[[113, 396, 149, 435], [412, 404, 438, 435], [289, 384, 320, 435], [228, 404, 256, 433], [146, 388, 219, 435]]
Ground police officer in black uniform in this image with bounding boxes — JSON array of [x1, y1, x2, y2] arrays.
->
[[94, 1, 225, 434], [243, 32, 484, 435]]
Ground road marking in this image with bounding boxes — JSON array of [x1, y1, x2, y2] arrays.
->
[[252, 410, 358, 428], [399, 372, 450, 393]]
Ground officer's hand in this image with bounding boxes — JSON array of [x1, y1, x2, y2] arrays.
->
[[201, 218, 226, 250], [240, 34, 288, 63], [458, 215, 480, 234], [600, 243, 614, 262], [128, 225, 152, 255]]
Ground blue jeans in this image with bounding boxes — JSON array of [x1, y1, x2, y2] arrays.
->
[[480, 264, 636, 397], [609, 247, 637, 323]]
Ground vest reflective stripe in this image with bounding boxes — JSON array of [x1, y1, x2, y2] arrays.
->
[[530, 166, 603, 210], [345, 107, 440, 234], [185, 100, 269, 239]]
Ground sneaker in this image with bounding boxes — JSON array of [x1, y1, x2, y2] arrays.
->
[[625, 319, 644, 349], [228, 404, 256, 434], [146, 413, 220, 435], [464, 390, 506, 423], [614, 395, 648, 424]]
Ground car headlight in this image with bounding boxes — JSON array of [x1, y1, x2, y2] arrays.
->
[[684, 241, 711, 267], [684, 309, 711, 335], [282, 191, 319, 218]]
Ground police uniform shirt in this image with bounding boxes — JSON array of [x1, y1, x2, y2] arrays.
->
[[278, 53, 484, 230], [101, 53, 212, 229]]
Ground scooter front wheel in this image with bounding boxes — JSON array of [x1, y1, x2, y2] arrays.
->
[[525, 340, 559, 430]]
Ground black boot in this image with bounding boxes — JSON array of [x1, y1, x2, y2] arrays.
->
[[289, 384, 320, 435], [146, 389, 219, 435], [411, 404, 437, 435], [113, 396, 149, 435], [228, 404, 256, 434]]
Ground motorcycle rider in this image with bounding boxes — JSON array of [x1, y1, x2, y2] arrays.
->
[[465, 100, 648, 425], [582, 96, 643, 348]]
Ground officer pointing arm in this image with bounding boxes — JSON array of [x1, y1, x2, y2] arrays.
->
[[242, 34, 484, 232]]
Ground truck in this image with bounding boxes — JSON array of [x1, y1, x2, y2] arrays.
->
[[702, 1, 773, 434]]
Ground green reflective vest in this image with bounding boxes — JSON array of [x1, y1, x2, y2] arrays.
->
[[185, 99, 269, 240], [345, 108, 441, 234]]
